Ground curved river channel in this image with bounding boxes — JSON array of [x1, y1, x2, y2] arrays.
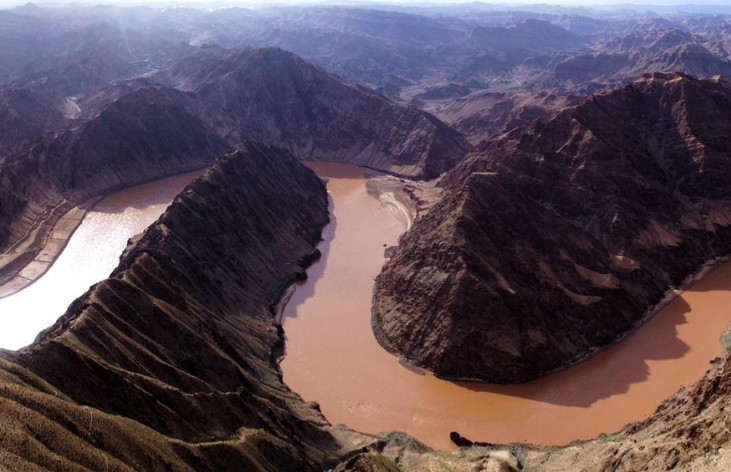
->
[[281, 162, 731, 450], [2, 162, 731, 451], [0, 171, 203, 350]]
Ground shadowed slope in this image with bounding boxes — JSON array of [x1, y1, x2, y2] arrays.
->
[[375, 73, 731, 383], [161, 46, 471, 179], [0, 142, 339, 471]]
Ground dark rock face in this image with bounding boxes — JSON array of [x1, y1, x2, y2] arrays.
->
[[433, 90, 577, 144], [39, 85, 225, 192], [0, 88, 68, 156], [0, 46, 467, 292], [0, 142, 337, 471], [0, 84, 225, 257], [374, 73, 731, 383], [161, 46, 471, 179]]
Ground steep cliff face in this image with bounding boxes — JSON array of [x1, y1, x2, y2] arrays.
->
[[161, 46, 471, 179], [0, 46, 468, 283], [38, 85, 225, 193], [374, 73, 731, 383], [0, 83, 225, 283], [0, 142, 340, 471]]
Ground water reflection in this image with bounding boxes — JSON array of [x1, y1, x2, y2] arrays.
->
[[0, 171, 203, 350]]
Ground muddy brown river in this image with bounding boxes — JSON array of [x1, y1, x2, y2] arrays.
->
[[1, 162, 730, 452], [0, 171, 203, 350], [281, 162, 731, 450]]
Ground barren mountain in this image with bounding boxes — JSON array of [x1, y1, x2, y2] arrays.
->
[[5, 3, 731, 471], [0, 84, 224, 287], [534, 29, 731, 92], [160, 46, 470, 179], [0, 143, 344, 471], [433, 89, 576, 144], [374, 73, 731, 383]]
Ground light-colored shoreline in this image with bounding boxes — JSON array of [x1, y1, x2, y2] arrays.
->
[[378, 191, 414, 230], [275, 284, 298, 325], [0, 197, 101, 300], [0, 166, 211, 301]]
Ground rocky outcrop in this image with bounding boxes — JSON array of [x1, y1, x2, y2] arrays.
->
[[374, 73, 731, 383], [0, 142, 342, 471], [433, 90, 576, 144], [160, 46, 471, 179], [0, 83, 225, 287], [534, 29, 731, 93], [37, 85, 224, 193], [1, 45, 468, 306], [337, 338, 731, 471]]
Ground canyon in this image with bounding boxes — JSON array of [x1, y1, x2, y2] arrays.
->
[[375, 72, 731, 384], [0, 170, 202, 349], [281, 162, 731, 452], [2, 3, 731, 472]]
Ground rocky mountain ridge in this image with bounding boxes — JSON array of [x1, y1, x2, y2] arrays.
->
[[159, 46, 470, 179], [0, 46, 468, 290], [374, 72, 731, 383], [0, 142, 349, 471]]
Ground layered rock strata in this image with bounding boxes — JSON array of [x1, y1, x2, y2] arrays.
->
[[0, 142, 341, 471], [374, 72, 731, 383], [1, 47, 470, 291], [160, 46, 471, 179], [0, 85, 225, 289]]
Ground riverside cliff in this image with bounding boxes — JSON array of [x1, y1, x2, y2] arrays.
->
[[0, 142, 342, 471], [374, 73, 731, 383], [0, 47, 470, 291]]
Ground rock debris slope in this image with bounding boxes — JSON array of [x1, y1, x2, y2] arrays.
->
[[0, 142, 340, 471], [374, 72, 731, 383]]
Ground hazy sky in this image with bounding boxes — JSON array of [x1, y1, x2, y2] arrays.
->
[[2, 0, 731, 10], [4, 0, 731, 6]]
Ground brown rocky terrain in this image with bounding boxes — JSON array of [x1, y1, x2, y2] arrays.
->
[[6, 4, 731, 470], [3, 139, 731, 472], [159, 46, 471, 179], [0, 142, 350, 471], [0, 84, 225, 290], [374, 72, 731, 383], [534, 29, 731, 93], [432, 90, 577, 144], [1, 45, 468, 295]]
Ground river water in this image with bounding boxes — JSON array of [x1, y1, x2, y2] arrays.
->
[[1, 162, 729, 452], [0, 171, 203, 350], [280, 162, 731, 450]]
